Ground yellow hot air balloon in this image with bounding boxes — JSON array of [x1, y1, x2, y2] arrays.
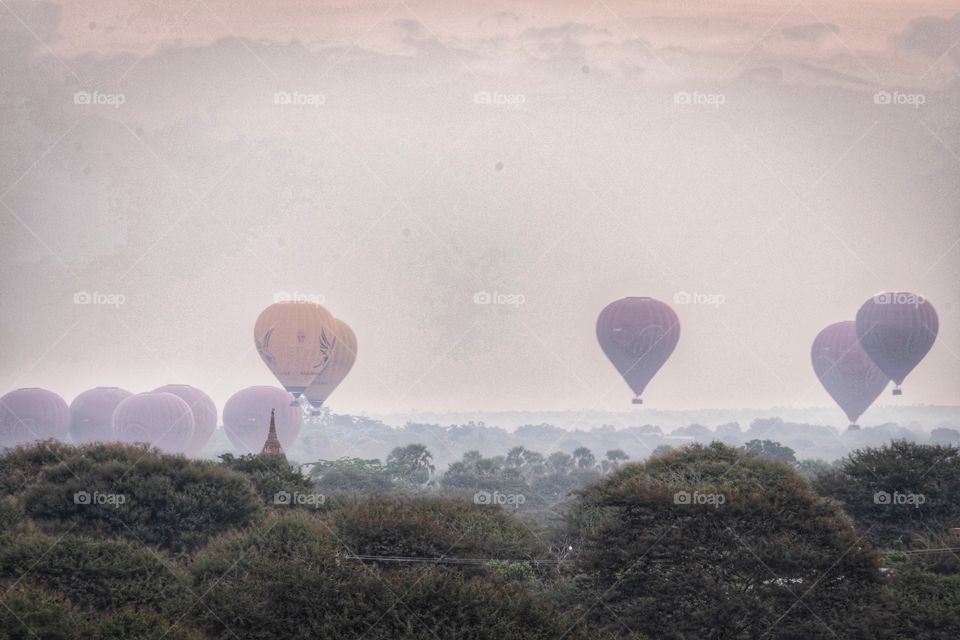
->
[[303, 319, 357, 411], [254, 302, 338, 398]]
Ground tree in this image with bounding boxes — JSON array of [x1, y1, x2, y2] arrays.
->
[[10, 443, 262, 553], [795, 458, 835, 482], [930, 427, 960, 446], [185, 512, 601, 640], [386, 444, 435, 485], [440, 451, 532, 505], [0, 583, 205, 640], [882, 559, 960, 639], [0, 585, 91, 640], [309, 457, 395, 495], [814, 440, 960, 547], [568, 443, 885, 639], [546, 451, 574, 474], [0, 532, 187, 614], [326, 496, 546, 568], [572, 447, 596, 470], [602, 449, 629, 472], [741, 439, 797, 464], [218, 452, 313, 503]]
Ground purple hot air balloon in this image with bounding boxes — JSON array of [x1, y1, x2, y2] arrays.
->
[[153, 384, 217, 456], [812, 321, 889, 429], [223, 386, 302, 454], [0, 388, 70, 448], [69, 387, 133, 444], [597, 297, 681, 404], [856, 292, 938, 395], [112, 392, 195, 454]]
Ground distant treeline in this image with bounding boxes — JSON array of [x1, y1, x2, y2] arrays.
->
[[227, 409, 960, 469]]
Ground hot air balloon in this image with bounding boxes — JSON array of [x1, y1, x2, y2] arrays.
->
[[597, 297, 680, 404], [223, 386, 303, 454], [0, 388, 70, 448], [112, 392, 195, 454], [303, 319, 357, 412], [811, 321, 889, 429], [856, 292, 938, 395], [153, 384, 217, 456], [69, 387, 132, 444], [254, 302, 338, 399]]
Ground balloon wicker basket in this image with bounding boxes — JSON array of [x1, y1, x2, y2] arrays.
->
[[892, 388, 902, 396], [632, 397, 643, 405], [846, 424, 861, 431]]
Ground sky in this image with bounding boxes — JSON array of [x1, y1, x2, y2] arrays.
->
[[1, 0, 959, 416]]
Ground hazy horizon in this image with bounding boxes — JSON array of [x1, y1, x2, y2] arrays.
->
[[2, 1, 958, 414]]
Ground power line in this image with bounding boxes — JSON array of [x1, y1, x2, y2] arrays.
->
[[882, 547, 960, 555], [339, 554, 561, 565]]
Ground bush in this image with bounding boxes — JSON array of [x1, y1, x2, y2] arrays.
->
[[883, 563, 960, 639], [568, 443, 885, 639], [218, 453, 314, 505], [7, 442, 263, 553], [0, 584, 90, 640], [91, 609, 209, 640], [326, 496, 548, 569], [0, 583, 208, 640], [0, 531, 187, 613], [0, 441, 79, 494], [814, 441, 960, 547], [183, 511, 597, 640]]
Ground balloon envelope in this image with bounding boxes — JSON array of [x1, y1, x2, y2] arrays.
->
[[596, 297, 680, 403], [70, 387, 132, 444], [254, 302, 338, 397], [0, 388, 70, 448], [856, 293, 938, 391], [152, 384, 217, 456], [223, 386, 303, 454], [112, 392, 195, 454], [811, 321, 889, 425], [304, 319, 357, 409]]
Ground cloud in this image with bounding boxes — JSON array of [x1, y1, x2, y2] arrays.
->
[[898, 13, 960, 61], [782, 23, 839, 42]]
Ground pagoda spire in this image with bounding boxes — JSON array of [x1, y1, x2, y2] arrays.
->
[[260, 408, 285, 458]]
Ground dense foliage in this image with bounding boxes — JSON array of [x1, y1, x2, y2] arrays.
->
[[3, 442, 262, 552], [568, 443, 886, 639], [1, 439, 957, 639], [814, 440, 960, 546]]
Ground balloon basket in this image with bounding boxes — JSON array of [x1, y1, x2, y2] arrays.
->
[[631, 398, 643, 405], [892, 388, 902, 396], [846, 424, 860, 431]]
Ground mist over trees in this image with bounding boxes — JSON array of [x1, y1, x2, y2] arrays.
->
[[234, 407, 960, 475]]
